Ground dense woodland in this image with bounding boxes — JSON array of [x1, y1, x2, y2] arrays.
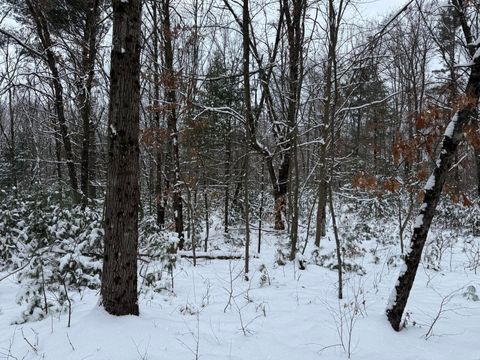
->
[[0, 0, 480, 358]]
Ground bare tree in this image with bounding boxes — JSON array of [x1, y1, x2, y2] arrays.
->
[[24, 0, 80, 202], [162, 0, 185, 249]]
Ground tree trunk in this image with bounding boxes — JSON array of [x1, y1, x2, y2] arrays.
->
[[204, 185, 209, 252], [101, 0, 142, 316], [244, 149, 250, 276], [314, 173, 327, 247], [258, 161, 265, 254], [8, 88, 17, 189], [26, 0, 79, 202], [386, 12, 480, 329], [283, 0, 305, 259], [315, 0, 339, 246], [162, 0, 184, 249], [242, 0, 253, 276], [224, 117, 231, 235], [329, 183, 342, 299], [152, 0, 165, 228], [273, 186, 287, 230], [476, 148, 480, 196], [289, 134, 300, 260], [80, 0, 100, 205]]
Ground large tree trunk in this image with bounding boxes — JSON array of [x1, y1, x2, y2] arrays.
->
[[386, 7, 480, 328], [101, 0, 142, 316]]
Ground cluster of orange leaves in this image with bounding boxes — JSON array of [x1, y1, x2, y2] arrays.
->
[[393, 96, 480, 165], [377, 97, 478, 207], [352, 172, 401, 193], [444, 184, 474, 207], [393, 106, 448, 165], [352, 171, 474, 206], [465, 123, 480, 149]]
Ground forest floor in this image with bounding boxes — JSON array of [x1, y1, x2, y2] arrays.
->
[[0, 222, 479, 360]]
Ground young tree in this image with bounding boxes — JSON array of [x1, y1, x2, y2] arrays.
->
[[78, 0, 102, 204], [24, 0, 80, 202], [242, 0, 253, 274], [161, 0, 185, 249], [101, 0, 142, 316]]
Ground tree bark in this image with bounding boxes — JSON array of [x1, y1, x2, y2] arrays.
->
[[101, 0, 142, 316]]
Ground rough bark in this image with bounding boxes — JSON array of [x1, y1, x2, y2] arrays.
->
[[101, 0, 142, 316]]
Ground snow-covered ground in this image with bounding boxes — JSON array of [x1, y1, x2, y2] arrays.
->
[[0, 226, 479, 360]]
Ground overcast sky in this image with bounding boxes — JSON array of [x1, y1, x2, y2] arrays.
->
[[356, 0, 412, 18]]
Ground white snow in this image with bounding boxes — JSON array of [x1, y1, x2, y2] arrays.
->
[[424, 174, 435, 191], [0, 219, 479, 360], [385, 279, 399, 311], [474, 46, 480, 60], [444, 113, 458, 139], [413, 214, 424, 229]]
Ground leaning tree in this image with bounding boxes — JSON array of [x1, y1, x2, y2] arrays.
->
[[386, 0, 480, 331]]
